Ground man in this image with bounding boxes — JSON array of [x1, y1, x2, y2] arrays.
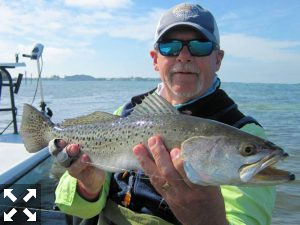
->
[[53, 3, 275, 225]]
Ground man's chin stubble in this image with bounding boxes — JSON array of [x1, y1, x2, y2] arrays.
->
[[166, 74, 203, 99]]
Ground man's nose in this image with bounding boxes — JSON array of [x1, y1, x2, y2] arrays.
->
[[176, 46, 192, 62]]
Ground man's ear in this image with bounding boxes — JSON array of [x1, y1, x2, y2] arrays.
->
[[150, 50, 159, 71], [215, 50, 224, 71]]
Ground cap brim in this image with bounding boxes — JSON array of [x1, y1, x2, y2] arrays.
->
[[154, 22, 217, 45]]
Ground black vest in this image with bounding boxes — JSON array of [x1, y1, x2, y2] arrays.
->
[[70, 88, 261, 225]]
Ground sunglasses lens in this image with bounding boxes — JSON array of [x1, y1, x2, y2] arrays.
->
[[159, 40, 182, 56], [158, 40, 214, 57], [189, 41, 214, 56]]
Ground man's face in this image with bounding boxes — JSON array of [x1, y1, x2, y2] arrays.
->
[[151, 28, 224, 102]]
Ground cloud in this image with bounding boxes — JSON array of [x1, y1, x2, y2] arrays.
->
[[64, 0, 132, 9], [221, 33, 300, 63], [0, 41, 23, 61], [65, 7, 164, 41], [0, 2, 70, 40], [102, 9, 164, 41], [219, 33, 300, 83], [0, 0, 161, 45], [0, 0, 163, 78]]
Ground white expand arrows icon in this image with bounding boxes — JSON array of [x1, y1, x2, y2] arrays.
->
[[23, 189, 36, 202], [4, 208, 17, 221], [23, 208, 36, 221], [4, 189, 17, 202]]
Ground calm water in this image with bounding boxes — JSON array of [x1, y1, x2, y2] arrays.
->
[[1, 80, 299, 224]]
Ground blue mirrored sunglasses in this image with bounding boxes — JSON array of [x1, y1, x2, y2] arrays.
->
[[157, 39, 217, 57]]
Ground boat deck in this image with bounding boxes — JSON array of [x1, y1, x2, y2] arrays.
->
[[0, 133, 32, 175], [0, 133, 69, 225]]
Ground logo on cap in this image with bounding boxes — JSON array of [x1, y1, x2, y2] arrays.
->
[[172, 4, 200, 18]]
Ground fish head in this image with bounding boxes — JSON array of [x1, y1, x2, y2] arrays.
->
[[181, 135, 295, 186], [238, 138, 295, 185]]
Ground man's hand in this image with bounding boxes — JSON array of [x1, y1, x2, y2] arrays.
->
[[133, 135, 228, 225], [49, 139, 105, 200]]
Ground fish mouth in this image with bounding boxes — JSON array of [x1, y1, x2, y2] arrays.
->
[[239, 152, 295, 184]]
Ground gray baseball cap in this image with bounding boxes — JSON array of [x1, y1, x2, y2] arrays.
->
[[154, 3, 220, 46]]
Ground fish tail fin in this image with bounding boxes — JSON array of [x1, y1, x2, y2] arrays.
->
[[20, 104, 54, 153]]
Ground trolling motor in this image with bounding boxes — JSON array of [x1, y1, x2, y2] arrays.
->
[[22, 44, 44, 60], [23, 43, 53, 118]]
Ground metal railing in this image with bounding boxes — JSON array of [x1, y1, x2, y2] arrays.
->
[[0, 67, 23, 134]]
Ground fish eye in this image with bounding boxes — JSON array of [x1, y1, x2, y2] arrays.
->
[[241, 144, 256, 156]]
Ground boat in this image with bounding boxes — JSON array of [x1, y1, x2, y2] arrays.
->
[[0, 48, 70, 224]]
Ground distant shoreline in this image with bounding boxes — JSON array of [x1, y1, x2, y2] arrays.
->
[[23, 77, 161, 81], [20, 74, 161, 81], [7, 74, 300, 84]]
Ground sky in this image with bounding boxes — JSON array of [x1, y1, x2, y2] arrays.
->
[[0, 0, 299, 83]]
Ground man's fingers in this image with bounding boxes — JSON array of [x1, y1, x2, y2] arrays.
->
[[133, 144, 165, 187], [133, 136, 190, 195], [49, 139, 62, 156], [66, 144, 80, 157], [67, 153, 89, 177], [133, 144, 156, 173], [49, 139, 81, 168], [148, 136, 182, 186], [56, 139, 67, 149], [170, 148, 194, 187]]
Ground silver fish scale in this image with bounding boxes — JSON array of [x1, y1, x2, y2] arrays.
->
[[50, 114, 210, 171], [50, 112, 264, 172]]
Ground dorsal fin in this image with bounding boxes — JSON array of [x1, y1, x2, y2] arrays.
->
[[60, 111, 119, 127], [130, 93, 179, 116]]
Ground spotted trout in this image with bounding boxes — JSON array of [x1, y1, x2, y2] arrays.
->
[[20, 93, 295, 185]]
